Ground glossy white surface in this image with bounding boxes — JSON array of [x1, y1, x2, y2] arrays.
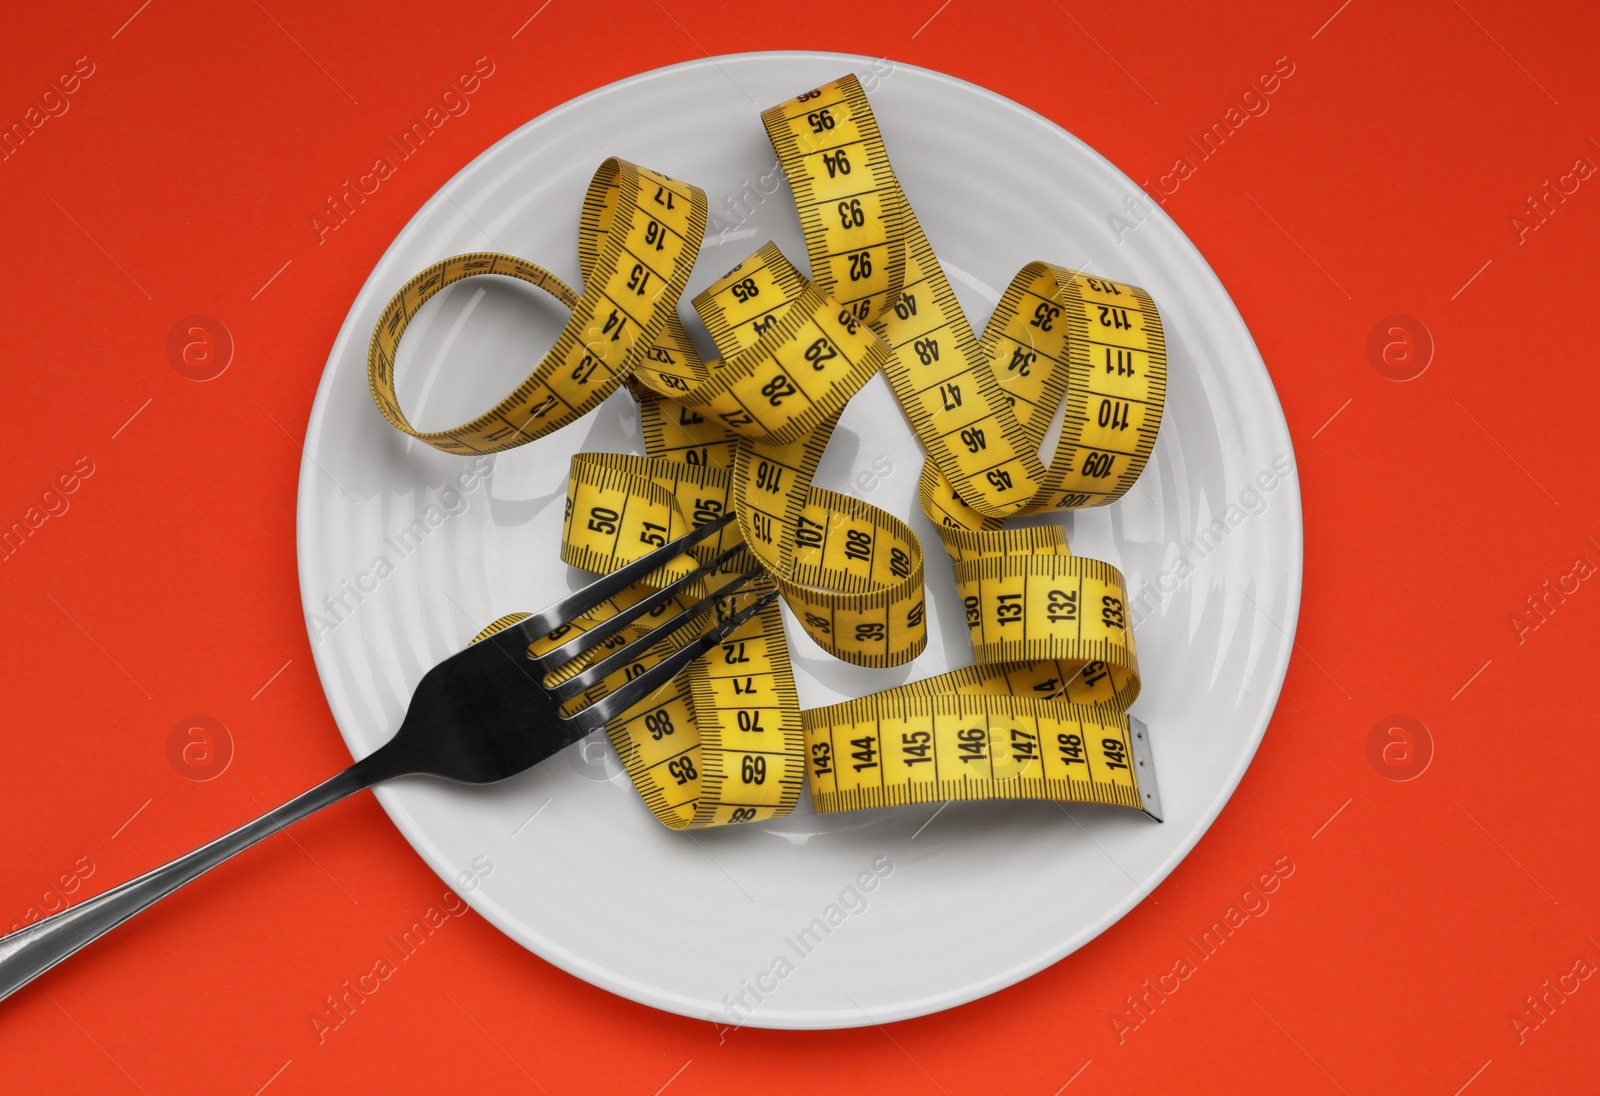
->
[[296, 52, 1302, 1029]]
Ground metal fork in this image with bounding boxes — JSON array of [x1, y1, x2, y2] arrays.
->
[[0, 513, 771, 1003]]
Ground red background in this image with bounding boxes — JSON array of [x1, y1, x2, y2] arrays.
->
[[2, 1, 1597, 1092]]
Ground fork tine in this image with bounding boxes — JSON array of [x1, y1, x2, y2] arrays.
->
[[515, 512, 736, 641], [529, 542, 747, 671], [564, 589, 782, 734], [548, 565, 766, 702]]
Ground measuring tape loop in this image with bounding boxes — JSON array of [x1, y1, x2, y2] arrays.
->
[[621, 242, 891, 449], [554, 239, 927, 668], [985, 264, 1168, 517], [373, 76, 1171, 826], [561, 428, 927, 669], [761, 74, 1164, 816], [369, 160, 707, 454], [761, 78, 1048, 518], [952, 554, 1138, 671]]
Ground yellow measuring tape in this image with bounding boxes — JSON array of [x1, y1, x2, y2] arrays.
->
[[368, 74, 1168, 827]]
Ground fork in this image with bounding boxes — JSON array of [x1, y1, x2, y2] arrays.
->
[[0, 512, 772, 1003]]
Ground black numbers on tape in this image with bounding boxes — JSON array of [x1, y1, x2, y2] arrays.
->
[[667, 755, 696, 784], [693, 497, 723, 525], [1081, 451, 1116, 478], [838, 198, 865, 229], [811, 740, 833, 777], [796, 516, 824, 549], [1011, 727, 1038, 760], [645, 710, 675, 740], [807, 107, 836, 133], [805, 336, 839, 370], [1096, 305, 1133, 330], [1058, 732, 1086, 766], [1098, 399, 1132, 430], [914, 338, 940, 365], [731, 276, 759, 303], [902, 730, 931, 765], [888, 546, 911, 579], [847, 251, 873, 282], [822, 149, 850, 178], [956, 727, 986, 763], [761, 373, 797, 406], [844, 528, 872, 561], [1031, 302, 1060, 331], [639, 521, 666, 547], [754, 461, 785, 494], [587, 506, 619, 535], [1101, 595, 1125, 629], [626, 264, 651, 296], [741, 754, 768, 784], [994, 593, 1022, 625], [1046, 588, 1078, 622]]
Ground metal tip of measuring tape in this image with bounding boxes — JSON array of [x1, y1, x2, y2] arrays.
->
[[1128, 716, 1163, 823]]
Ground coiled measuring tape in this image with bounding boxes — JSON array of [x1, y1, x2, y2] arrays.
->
[[368, 75, 1168, 827]]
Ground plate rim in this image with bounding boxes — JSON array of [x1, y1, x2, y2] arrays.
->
[[295, 48, 1303, 1028]]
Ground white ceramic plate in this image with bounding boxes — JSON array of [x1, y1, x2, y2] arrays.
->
[[297, 51, 1301, 1029]]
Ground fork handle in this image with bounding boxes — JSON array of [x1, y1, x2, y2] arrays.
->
[[0, 756, 387, 1002]]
